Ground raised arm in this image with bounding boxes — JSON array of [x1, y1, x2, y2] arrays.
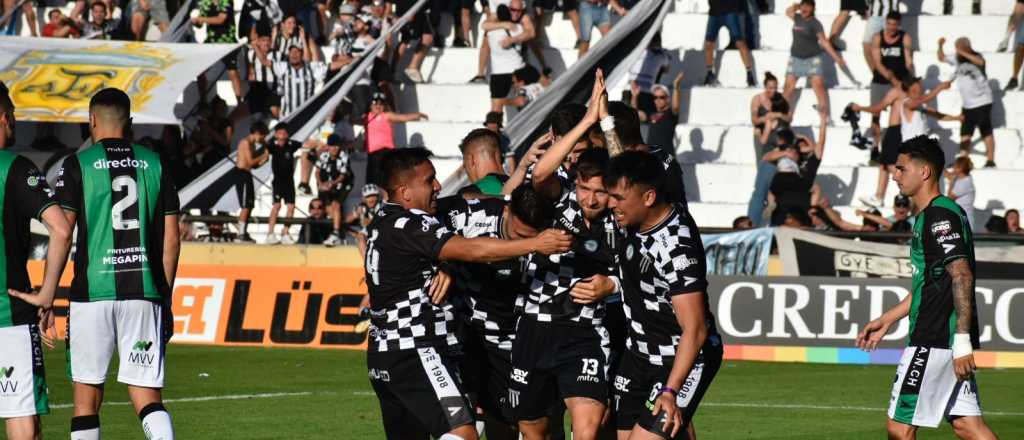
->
[[671, 72, 684, 115], [903, 33, 914, 73], [855, 209, 894, 229], [785, 2, 798, 19], [907, 81, 952, 109], [937, 37, 947, 63], [386, 111, 428, 123]]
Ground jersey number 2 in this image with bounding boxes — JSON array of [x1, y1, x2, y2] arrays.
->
[[111, 176, 140, 231]]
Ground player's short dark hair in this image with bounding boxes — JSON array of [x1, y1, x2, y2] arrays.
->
[[575, 148, 609, 182], [380, 147, 434, 194], [548, 103, 586, 137], [513, 65, 541, 85], [607, 101, 644, 146], [0, 82, 12, 116], [509, 185, 556, 230], [273, 122, 289, 133], [250, 121, 269, 135], [899, 135, 944, 179], [607, 151, 666, 202], [886, 10, 901, 21], [459, 128, 501, 154], [89, 88, 131, 124]]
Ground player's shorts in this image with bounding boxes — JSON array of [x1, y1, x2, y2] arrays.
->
[[880, 125, 902, 165], [863, 16, 884, 44], [67, 300, 167, 388], [0, 324, 48, 418], [509, 318, 611, 421], [272, 178, 296, 204], [888, 346, 983, 428], [368, 347, 475, 439], [460, 328, 514, 425], [235, 168, 255, 209], [614, 336, 723, 436], [960, 104, 993, 138]]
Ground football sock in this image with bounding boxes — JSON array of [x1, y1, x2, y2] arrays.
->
[[139, 403, 174, 440], [71, 414, 100, 440]]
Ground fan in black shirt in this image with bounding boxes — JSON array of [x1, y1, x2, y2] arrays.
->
[[266, 123, 304, 244]]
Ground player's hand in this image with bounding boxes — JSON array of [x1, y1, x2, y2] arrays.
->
[[532, 229, 572, 255], [651, 391, 682, 437], [37, 308, 56, 349], [429, 270, 452, 304], [585, 69, 606, 123], [953, 353, 976, 381], [520, 132, 552, 169], [570, 275, 616, 304], [9, 289, 54, 309], [856, 318, 892, 351]]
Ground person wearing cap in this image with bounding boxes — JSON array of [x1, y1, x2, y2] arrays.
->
[[315, 133, 354, 246], [782, 0, 845, 123], [345, 183, 386, 255], [363, 92, 428, 184], [265, 123, 304, 244], [330, 3, 358, 56]]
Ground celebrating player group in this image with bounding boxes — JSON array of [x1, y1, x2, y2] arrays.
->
[[362, 69, 998, 440]]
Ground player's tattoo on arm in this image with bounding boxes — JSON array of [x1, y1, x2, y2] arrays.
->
[[604, 128, 624, 157], [947, 258, 974, 334]]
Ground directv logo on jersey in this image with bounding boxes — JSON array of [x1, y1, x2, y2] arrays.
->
[[93, 157, 149, 170]]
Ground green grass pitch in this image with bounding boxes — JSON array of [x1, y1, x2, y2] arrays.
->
[[24, 345, 1024, 439]]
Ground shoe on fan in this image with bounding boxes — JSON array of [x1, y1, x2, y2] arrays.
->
[[859, 195, 883, 208], [264, 234, 280, 245], [280, 233, 295, 245], [324, 233, 342, 247], [405, 69, 425, 83]]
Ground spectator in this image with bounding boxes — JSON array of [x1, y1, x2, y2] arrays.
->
[[458, 128, 509, 196], [130, 0, 170, 40], [632, 73, 683, 153], [945, 156, 976, 230], [626, 33, 670, 116], [998, 0, 1024, 52], [265, 123, 303, 244], [345, 183, 385, 254], [1, 0, 38, 36], [1006, 209, 1022, 234], [240, 0, 284, 41], [732, 216, 753, 229], [703, 0, 756, 87], [781, 206, 812, 228], [985, 215, 1008, 234], [483, 4, 531, 113], [234, 122, 271, 242], [782, 0, 845, 120], [394, 0, 434, 83], [362, 92, 428, 184], [868, 11, 912, 150], [453, 0, 472, 47], [827, 0, 866, 51], [766, 112, 826, 226], [482, 111, 516, 171], [807, 205, 835, 230], [603, 99, 689, 206], [42, 9, 80, 38], [79, 1, 117, 39], [472, 0, 537, 85], [750, 71, 792, 146], [577, 0, 610, 57], [278, 0, 319, 45], [273, 14, 310, 61], [819, 198, 881, 232], [194, 0, 243, 102], [246, 31, 281, 118], [330, 3, 358, 57], [315, 134, 354, 246], [859, 0, 902, 74], [502, 65, 544, 110], [297, 199, 333, 244], [274, 45, 335, 117], [856, 194, 915, 232], [747, 127, 792, 226], [939, 37, 996, 168]]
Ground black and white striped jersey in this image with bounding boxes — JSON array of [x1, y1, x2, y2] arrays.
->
[[520, 190, 621, 327], [247, 47, 280, 89], [273, 61, 327, 116], [618, 204, 719, 366], [440, 197, 524, 352], [868, 0, 899, 16], [273, 33, 305, 60], [365, 203, 458, 353]]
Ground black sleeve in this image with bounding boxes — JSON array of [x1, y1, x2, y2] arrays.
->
[[160, 159, 181, 216], [393, 213, 456, 261], [9, 157, 57, 220], [54, 155, 83, 213], [924, 207, 970, 266], [436, 196, 469, 232]]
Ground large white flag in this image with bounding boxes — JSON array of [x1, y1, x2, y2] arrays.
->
[[0, 37, 238, 124]]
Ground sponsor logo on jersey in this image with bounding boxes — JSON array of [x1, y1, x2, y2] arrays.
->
[[93, 157, 149, 170], [584, 239, 599, 253], [931, 220, 951, 234], [576, 374, 600, 383], [510, 368, 529, 385], [128, 340, 156, 366], [0, 366, 17, 394], [26, 175, 39, 187], [368, 368, 391, 382], [626, 244, 635, 261], [613, 375, 631, 392], [936, 233, 961, 243]]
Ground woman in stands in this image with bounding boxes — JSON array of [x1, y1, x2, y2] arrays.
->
[[782, 0, 845, 122], [750, 71, 792, 146], [484, 4, 527, 114], [362, 92, 429, 184], [945, 156, 977, 231], [273, 14, 310, 61]]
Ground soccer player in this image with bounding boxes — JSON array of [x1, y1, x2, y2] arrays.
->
[[0, 82, 73, 440], [437, 185, 557, 439], [54, 88, 181, 440], [364, 147, 571, 440], [606, 151, 723, 440], [856, 136, 998, 440], [234, 122, 270, 242], [265, 123, 302, 244]]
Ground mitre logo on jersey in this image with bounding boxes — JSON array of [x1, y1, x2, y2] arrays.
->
[[0, 366, 16, 394], [93, 157, 149, 170]]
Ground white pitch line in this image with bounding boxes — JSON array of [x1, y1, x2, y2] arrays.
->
[[49, 391, 314, 409], [701, 401, 1024, 417]]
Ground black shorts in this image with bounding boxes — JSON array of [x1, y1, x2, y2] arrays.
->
[[509, 319, 610, 421], [880, 125, 902, 165], [460, 329, 515, 425], [614, 339, 723, 437], [319, 183, 351, 205], [222, 48, 240, 71], [561, 0, 578, 12], [272, 178, 295, 204], [489, 73, 514, 99], [368, 347, 476, 439], [245, 82, 281, 115], [235, 169, 255, 209], [840, 0, 867, 12], [961, 104, 993, 138]]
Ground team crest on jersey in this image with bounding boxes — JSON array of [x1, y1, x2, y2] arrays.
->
[[584, 239, 599, 253], [626, 244, 635, 261], [26, 175, 39, 187]]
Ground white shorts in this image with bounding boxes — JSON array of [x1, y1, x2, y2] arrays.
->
[[0, 324, 49, 418], [862, 16, 884, 44], [68, 300, 167, 388], [887, 346, 983, 428]]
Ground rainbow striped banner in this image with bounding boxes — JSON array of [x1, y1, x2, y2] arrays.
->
[[723, 345, 1024, 369]]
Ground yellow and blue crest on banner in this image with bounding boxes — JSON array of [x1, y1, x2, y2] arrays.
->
[[0, 42, 176, 122]]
